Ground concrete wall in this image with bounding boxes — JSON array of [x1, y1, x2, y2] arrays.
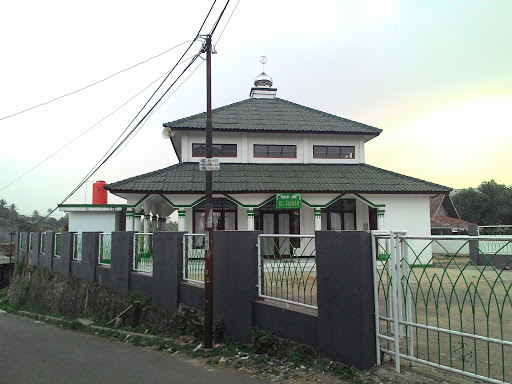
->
[[14, 230, 378, 370]]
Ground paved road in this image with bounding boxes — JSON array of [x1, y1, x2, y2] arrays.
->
[[0, 312, 264, 384]]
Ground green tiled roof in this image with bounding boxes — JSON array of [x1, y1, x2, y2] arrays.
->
[[105, 163, 451, 194], [164, 98, 382, 135]]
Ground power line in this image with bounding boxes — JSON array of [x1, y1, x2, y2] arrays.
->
[[114, 58, 205, 156], [215, 0, 241, 45], [28, 0, 220, 230], [0, 53, 200, 193], [0, 41, 192, 122]]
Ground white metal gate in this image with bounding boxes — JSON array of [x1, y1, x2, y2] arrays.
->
[[372, 230, 512, 384]]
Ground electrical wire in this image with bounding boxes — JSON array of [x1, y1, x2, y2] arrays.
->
[[114, 58, 206, 156], [28, 0, 221, 230], [215, 0, 241, 45], [0, 53, 200, 193], [0, 41, 192, 122]]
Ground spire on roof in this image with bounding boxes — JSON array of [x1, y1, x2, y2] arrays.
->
[[250, 56, 277, 99]]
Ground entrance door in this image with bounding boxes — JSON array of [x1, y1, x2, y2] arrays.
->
[[261, 211, 296, 256]]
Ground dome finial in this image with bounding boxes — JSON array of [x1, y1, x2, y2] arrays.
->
[[254, 56, 273, 88]]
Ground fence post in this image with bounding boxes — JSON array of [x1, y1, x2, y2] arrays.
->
[[60, 232, 74, 278], [110, 231, 133, 296], [316, 230, 377, 370], [27, 232, 40, 266], [213, 231, 260, 344], [468, 223, 482, 266], [152, 232, 184, 313], [43, 232, 55, 270], [82, 232, 100, 282]]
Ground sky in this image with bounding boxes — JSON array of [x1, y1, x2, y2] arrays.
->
[[1, 0, 511, 216]]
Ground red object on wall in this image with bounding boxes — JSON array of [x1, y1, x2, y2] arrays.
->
[[93, 181, 108, 205]]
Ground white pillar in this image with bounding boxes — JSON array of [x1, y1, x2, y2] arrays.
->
[[151, 214, 158, 232], [126, 209, 134, 232], [134, 212, 142, 232], [178, 210, 186, 232], [247, 209, 255, 231], [314, 209, 322, 231], [143, 214, 151, 233], [377, 209, 385, 230]]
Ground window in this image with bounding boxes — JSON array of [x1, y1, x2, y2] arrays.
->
[[313, 145, 355, 159], [320, 199, 356, 230], [193, 198, 237, 234], [192, 143, 237, 157], [254, 144, 296, 158]]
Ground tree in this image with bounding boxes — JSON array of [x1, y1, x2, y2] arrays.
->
[[32, 210, 41, 219], [9, 203, 18, 218], [452, 180, 512, 225]]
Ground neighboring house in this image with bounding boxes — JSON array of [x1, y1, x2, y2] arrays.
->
[[430, 194, 473, 255], [430, 194, 473, 235], [0, 243, 14, 258], [104, 69, 451, 257]]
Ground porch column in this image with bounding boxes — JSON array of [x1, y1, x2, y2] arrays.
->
[[178, 210, 186, 232], [134, 211, 142, 232], [377, 209, 385, 230], [143, 214, 151, 233], [125, 209, 134, 232], [158, 217, 166, 231], [247, 209, 255, 230], [151, 214, 158, 232], [314, 209, 322, 231]]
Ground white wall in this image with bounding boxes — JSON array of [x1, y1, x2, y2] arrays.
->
[[180, 132, 365, 164], [364, 194, 433, 264], [68, 211, 119, 233]]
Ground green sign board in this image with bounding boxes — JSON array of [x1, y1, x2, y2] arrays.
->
[[276, 193, 302, 209]]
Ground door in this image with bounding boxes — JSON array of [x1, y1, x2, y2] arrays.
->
[[260, 211, 296, 257]]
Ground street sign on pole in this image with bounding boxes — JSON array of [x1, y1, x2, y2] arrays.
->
[[199, 158, 220, 171]]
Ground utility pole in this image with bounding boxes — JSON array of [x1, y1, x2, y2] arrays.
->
[[204, 34, 214, 349]]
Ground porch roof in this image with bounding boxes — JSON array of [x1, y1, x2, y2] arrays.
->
[[105, 163, 451, 195], [164, 98, 382, 136]]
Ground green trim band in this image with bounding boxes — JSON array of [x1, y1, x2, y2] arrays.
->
[[159, 194, 205, 209], [223, 194, 275, 209], [353, 194, 385, 208], [302, 194, 346, 208]]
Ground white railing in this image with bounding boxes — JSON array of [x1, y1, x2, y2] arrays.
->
[[257, 234, 317, 310], [478, 225, 512, 254], [372, 231, 512, 384], [183, 233, 205, 284], [133, 233, 153, 273]]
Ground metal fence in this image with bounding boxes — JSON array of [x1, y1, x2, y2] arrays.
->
[[372, 231, 512, 384], [257, 234, 317, 309], [73, 233, 82, 261], [478, 225, 512, 255], [183, 233, 205, 284], [54, 233, 61, 256], [99, 233, 112, 265], [133, 233, 153, 273]]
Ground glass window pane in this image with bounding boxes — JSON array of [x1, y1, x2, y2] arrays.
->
[[341, 146, 355, 159], [344, 213, 355, 230], [268, 145, 281, 157], [212, 144, 222, 157], [192, 143, 206, 157], [314, 146, 327, 158], [254, 145, 267, 157], [330, 212, 342, 230], [225, 212, 236, 230], [327, 146, 341, 158], [221, 144, 237, 157], [282, 145, 296, 158], [343, 199, 356, 210], [213, 212, 221, 230], [194, 212, 205, 233]]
